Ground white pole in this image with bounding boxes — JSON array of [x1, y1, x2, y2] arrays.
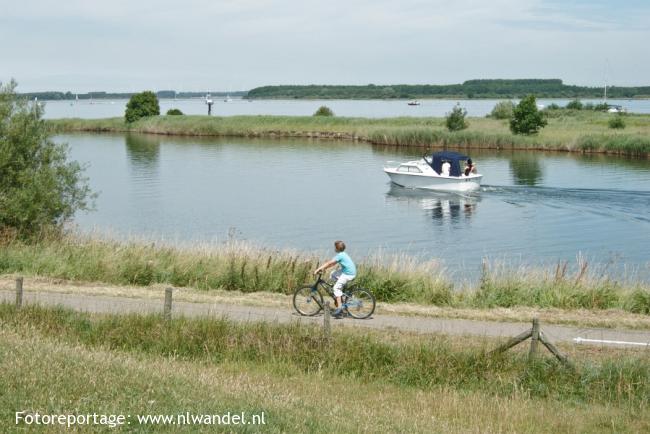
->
[[574, 337, 649, 347]]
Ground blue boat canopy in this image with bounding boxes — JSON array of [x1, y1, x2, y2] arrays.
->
[[427, 151, 470, 177]]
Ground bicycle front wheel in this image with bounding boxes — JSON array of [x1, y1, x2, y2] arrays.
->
[[293, 286, 324, 316], [345, 288, 376, 319]]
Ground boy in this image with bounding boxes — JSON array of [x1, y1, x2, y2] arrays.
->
[[314, 240, 357, 318]]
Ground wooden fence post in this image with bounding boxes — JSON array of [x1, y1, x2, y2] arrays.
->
[[323, 301, 331, 340], [529, 318, 540, 359], [15, 277, 23, 308], [164, 287, 173, 321]]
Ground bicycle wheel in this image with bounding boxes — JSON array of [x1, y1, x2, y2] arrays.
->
[[293, 286, 324, 316], [344, 288, 376, 319]]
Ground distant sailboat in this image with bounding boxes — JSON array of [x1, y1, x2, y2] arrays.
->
[[224, 94, 233, 102]]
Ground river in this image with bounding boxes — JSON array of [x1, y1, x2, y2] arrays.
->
[[42, 97, 650, 119], [61, 133, 650, 282]]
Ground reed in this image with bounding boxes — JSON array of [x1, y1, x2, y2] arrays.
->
[[1, 235, 649, 312], [47, 112, 650, 156]]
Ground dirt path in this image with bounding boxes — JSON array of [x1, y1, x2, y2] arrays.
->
[[2, 289, 650, 347]]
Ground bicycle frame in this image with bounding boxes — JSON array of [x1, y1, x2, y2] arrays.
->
[[310, 273, 357, 310]]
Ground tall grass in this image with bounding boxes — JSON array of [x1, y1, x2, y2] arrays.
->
[[2, 303, 649, 406], [46, 112, 650, 156], [1, 235, 649, 312], [0, 234, 452, 304]]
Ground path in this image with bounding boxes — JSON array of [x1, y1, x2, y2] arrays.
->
[[2, 289, 650, 347]]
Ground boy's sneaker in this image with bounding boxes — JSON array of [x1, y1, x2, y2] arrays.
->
[[331, 308, 351, 319]]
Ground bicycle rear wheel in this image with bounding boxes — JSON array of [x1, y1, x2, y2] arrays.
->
[[293, 286, 324, 316], [344, 288, 376, 319]]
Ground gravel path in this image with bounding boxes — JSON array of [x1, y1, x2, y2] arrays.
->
[[3, 289, 650, 347]]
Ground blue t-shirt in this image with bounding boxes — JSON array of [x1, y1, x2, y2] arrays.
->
[[333, 252, 356, 276]]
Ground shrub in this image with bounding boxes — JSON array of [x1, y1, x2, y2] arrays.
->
[[166, 108, 183, 115], [510, 95, 547, 135], [313, 106, 334, 116], [125, 91, 160, 123], [445, 104, 468, 131], [566, 99, 583, 110], [593, 103, 610, 111], [489, 101, 514, 119], [545, 103, 560, 110], [0, 80, 94, 238], [608, 115, 626, 129]]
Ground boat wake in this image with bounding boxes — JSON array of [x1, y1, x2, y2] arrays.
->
[[481, 185, 650, 224]]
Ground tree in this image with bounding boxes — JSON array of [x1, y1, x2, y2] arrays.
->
[[510, 95, 547, 135], [125, 91, 160, 123], [566, 99, 583, 110], [0, 80, 94, 238], [489, 101, 515, 119], [445, 104, 468, 131], [313, 106, 334, 116]]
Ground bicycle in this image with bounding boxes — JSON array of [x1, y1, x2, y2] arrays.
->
[[292, 271, 376, 319]]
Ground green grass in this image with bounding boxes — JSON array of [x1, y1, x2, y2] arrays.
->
[[4, 323, 649, 433], [1, 235, 649, 313], [47, 111, 650, 156], [1, 303, 649, 407]]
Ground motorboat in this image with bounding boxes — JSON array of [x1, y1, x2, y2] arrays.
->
[[607, 104, 626, 113], [384, 151, 483, 192], [407, 100, 420, 106]]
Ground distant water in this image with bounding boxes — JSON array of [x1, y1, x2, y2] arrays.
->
[[42, 97, 650, 119], [62, 133, 650, 282]]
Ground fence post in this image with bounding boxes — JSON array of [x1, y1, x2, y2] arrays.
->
[[15, 277, 23, 308], [164, 287, 173, 321], [323, 301, 331, 340], [529, 318, 540, 359]]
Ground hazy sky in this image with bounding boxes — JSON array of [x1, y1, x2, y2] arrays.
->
[[2, 0, 649, 92]]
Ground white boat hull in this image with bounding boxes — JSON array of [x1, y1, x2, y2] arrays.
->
[[384, 169, 482, 192]]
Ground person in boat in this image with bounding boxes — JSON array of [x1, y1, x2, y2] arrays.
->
[[314, 240, 357, 318], [464, 159, 477, 176], [441, 160, 451, 176]]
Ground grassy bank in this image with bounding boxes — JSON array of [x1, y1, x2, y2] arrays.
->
[[3, 304, 650, 404], [1, 235, 649, 313], [47, 111, 650, 156], [1, 305, 649, 433]]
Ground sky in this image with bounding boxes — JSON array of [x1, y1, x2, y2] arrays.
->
[[1, 0, 649, 92]]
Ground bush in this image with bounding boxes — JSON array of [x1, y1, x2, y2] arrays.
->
[[593, 103, 610, 111], [0, 80, 94, 238], [489, 101, 514, 119], [608, 115, 626, 129], [313, 106, 334, 116], [125, 91, 160, 123], [445, 104, 468, 131], [566, 99, 583, 110], [545, 103, 560, 110], [510, 95, 547, 135], [166, 108, 183, 115]]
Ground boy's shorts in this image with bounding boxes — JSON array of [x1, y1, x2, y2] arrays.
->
[[330, 270, 356, 297]]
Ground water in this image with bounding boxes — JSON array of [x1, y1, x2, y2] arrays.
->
[[42, 97, 650, 119], [62, 133, 650, 281]]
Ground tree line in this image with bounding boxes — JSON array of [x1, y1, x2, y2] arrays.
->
[[247, 79, 650, 99]]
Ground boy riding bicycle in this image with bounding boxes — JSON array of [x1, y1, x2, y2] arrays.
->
[[314, 240, 356, 318]]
